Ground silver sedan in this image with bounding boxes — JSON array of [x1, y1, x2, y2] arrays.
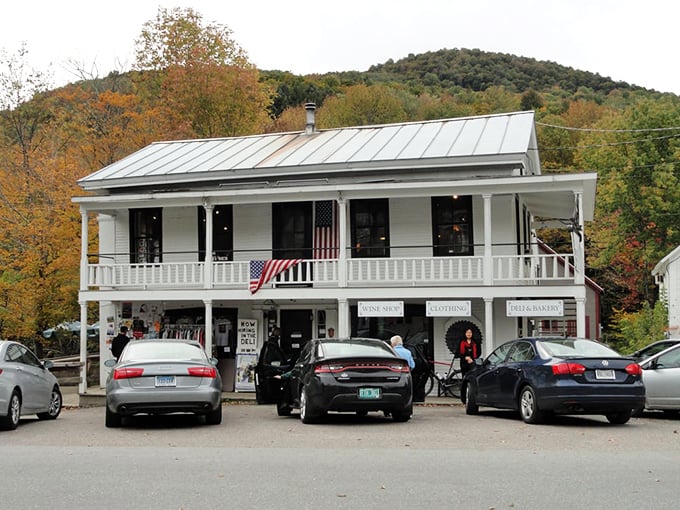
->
[[104, 339, 223, 427], [636, 343, 680, 416], [0, 340, 62, 430]]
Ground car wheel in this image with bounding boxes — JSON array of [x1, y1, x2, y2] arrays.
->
[[0, 390, 21, 430], [299, 387, 318, 424], [105, 406, 122, 428], [277, 400, 293, 416], [519, 386, 544, 424], [464, 383, 479, 415], [356, 410, 368, 417], [631, 407, 645, 418], [605, 410, 632, 425], [391, 405, 412, 422], [37, 386, 62, 420], [205, 404, 222, 425]]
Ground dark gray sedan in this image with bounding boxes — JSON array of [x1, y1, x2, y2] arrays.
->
[[104, 339, 222, 427], [0, 340, 62, 430]]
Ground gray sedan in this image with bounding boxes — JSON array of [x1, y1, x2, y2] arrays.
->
[[104, 339, 223, 427], [0, 340, 63, 430], [636, 343, 680, 416]]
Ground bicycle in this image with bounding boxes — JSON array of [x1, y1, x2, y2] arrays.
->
[[412, 346, 463, 398]]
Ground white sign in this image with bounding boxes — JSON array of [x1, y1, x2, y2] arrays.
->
[[426, 300, 471, 317], [236, 318, 258, 354], [234, 353, 257, 392], [358, 301, 404, 317], [506, 300, 564, 317]]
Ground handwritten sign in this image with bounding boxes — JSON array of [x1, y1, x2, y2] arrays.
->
[[236, 318, 258, 354]]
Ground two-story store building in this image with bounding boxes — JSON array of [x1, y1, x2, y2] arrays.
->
[[73, 107, 599, 392]]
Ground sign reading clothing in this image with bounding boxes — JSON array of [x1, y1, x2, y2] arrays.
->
[[506, 300, 564, 317], [426, 301, 471, 317], [358, 301, 404, 317]]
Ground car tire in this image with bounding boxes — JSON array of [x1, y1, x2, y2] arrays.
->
[[464, 383, 479, 415], [662, 410, 680, 418], [356, 410, 368, 417], [391, 405, 412, 422], [299, 387, 319, 424], [605, 410, 631, 425], [519, 385, 544, 424], [105, 406, 122, 428], [631, 407, 645, 417], [0, 390, 21, 430], [205, 404, 222, 425], [37, 386, 62, 420], [277, 400, 293, 416]]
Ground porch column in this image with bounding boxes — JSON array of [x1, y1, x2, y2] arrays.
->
[[203, 203, 214, 289], [484, 297, 494, 356], [337, 198, 347, 287], [572, 192, 585, 285], [204, 299, 213, 355], [576, 296, 587, 338], [483, 194, 493, 285], [337, 298, 350, 338], [80, 208, 89, 291], [78, 300, 88, 394]]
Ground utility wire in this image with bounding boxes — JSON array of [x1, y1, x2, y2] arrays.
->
[[536, 122, 680, 133]]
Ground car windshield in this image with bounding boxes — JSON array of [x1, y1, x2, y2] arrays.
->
[[121, 342, 207, 362], [538, 338, 620, 358], [319, 339, 394, 359]]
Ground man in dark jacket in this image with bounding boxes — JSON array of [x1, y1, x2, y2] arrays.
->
[[111, 325, 130, 360]]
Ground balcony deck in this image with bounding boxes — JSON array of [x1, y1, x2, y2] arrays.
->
[[86, 253, 576, 290]]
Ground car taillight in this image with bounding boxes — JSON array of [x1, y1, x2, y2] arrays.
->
[[113, 367, 145, 379], [625, 363, 642, 376], [389, 363, 410, 373], [315, 364, 343, 374], [187, 367, 217, 378], [315, 363, 409, 373], [552, 362, 586, 375]]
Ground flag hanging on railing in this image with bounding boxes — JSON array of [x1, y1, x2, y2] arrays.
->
[[314, 200, 339, 259], [249, 259, 302, 294]]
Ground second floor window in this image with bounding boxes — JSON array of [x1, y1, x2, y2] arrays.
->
[[431, 196, 473, 256], [351, 199, 390, 258], [198, 205, 233, 261], [273, 202, 312, 259], [130, 208, 162, 263]]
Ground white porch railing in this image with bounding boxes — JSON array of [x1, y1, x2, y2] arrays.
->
[[86, 253, 576, 290]]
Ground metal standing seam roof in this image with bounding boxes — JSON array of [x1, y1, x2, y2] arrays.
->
[[78, 111, 539, 190]]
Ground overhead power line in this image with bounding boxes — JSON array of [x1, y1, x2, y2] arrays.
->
[[536, 122, 680, 133]]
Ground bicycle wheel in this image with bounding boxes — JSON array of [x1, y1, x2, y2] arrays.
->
[[423, 374, 435, 396], [442, 376, 463, 398]]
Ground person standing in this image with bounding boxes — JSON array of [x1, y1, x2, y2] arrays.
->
[[111, 325, 130, 360], [458, 328, 479, 376], [390, 335, 415, 369]]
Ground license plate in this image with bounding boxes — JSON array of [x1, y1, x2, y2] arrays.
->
[[595, 369, 615, 380], [155, 375, 176, 387], [358, 388, 381, 399]]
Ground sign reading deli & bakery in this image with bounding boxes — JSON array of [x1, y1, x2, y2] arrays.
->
[[506, 300, 564, 317]]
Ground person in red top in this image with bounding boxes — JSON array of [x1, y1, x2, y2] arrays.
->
[[458, 328, 478, 376]]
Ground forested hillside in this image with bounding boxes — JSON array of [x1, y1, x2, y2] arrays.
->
[[1, 6, 679, 352]]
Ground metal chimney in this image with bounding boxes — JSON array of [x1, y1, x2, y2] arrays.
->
[[305, 103, 316, 134]]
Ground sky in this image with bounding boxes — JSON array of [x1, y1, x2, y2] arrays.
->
[[2, 0, 679, 95]]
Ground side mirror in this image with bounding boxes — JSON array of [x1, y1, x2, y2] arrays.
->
[[209, 357, 219, 366], [43, 360, 54, 370], [104, 358, 117, 367]]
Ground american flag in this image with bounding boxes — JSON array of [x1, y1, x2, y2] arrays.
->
[[314, 200, 339, 259], [249, 259, 302, 294]]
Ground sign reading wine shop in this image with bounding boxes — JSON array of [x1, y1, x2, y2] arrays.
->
[[358, 301, 404, 317], [506, 300, 564, 317]]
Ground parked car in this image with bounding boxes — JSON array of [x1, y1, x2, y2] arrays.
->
[[461, 337, 644, 425], [0, 340, 63, 430], [103, 339, 222, 427], [42, 321, 99, 341], [265, 337, 413, 423], [629, 339, 680, 362], [634, 343, 680, 416]]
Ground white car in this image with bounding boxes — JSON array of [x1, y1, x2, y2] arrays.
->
[[0, 340, 63, 430], [635, 343, 680, 416]]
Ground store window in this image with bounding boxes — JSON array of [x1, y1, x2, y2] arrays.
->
[[198, 205, 233, 261], [272, 202, 312, 259], [431, 196, 473, 256], [351, 199, 390, 258], [130, 208, 162, 263]]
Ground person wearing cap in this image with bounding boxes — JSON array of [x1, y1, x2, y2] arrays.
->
[[111, 325, 130, 360]]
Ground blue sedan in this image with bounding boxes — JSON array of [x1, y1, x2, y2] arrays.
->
[[462, 337, 645, 424]]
